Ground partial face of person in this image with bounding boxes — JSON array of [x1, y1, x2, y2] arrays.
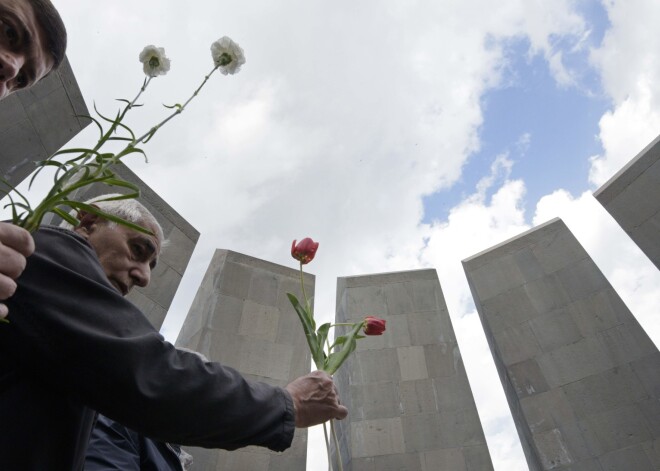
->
[[0, 0, 54, 100], [77, 218, 161, 297]]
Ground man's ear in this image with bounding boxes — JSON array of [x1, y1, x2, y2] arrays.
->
[[74, 208, 102, 235]]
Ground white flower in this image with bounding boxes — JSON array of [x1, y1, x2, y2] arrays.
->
[[210, 37, 245, 75], [139, 45, 171, 77]]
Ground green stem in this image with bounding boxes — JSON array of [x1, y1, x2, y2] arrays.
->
[[323, 422, 333, 471], [130, 77, 152, 109], [17, 76, 155, 232], [90, 76, 153, 158], [132, 65, 219, 145], [21, 173, 112, 231], [299, 262, 310, 311], [330, 419, 344, 471]]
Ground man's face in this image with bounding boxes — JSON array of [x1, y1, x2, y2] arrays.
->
[[77, 219, 161, 297], [0, 0, 54, 100]]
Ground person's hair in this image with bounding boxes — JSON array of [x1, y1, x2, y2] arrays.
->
[[27, 0, 67, 70], [60, 194, 165, 249]]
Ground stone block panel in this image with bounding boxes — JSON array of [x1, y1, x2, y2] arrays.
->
[[594, 132, 660, 270], [351, 417, 405, 458], [463, 218, 660, 471], [176, 249, 312, 470], [333, 269, 493, 469], [0, 57, 89, 186]]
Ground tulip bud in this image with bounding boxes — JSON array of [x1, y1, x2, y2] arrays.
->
[[363, 316, 386, 335], [291, 238, 319, 264]]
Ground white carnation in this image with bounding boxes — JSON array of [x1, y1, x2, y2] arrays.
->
[[210, 37, 245, 75], [139, 45, 171, 77]]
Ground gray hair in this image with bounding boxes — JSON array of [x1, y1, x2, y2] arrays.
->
[[60, 194, 164, 249]]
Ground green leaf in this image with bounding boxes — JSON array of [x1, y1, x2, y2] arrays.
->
[[287, 292, 324, 369], [59, 201, 154, 236], [74, 113, 104, 140], [112, 117, 137, 141], [51, 147, 103, 158], [107, 136, 135, 142], [52, 207, 80, 226], [141, 128, 158, 144], [317, 323, 331, 352], [117, 146, 148, 164], [328, 335, 347, 351], [323, 322, 364, 375], [28, 160, 68, 189], [163, 103, 182, 110], [4, 201, 31, 211], [93, 102, 121, 126]]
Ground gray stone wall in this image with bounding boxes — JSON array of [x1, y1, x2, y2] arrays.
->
[[175, 249, 312, 470], [463, 218, 660, 470], [0, 57, 89, 186], [594, 133, 660, 271], [41, 163, 199, 330], [332, 269, 493, 471]]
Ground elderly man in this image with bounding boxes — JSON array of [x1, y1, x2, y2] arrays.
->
[[0, 196, 348, 470], [0, 0, 67, 317]]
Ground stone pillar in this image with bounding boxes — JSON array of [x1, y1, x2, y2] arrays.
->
[[0, 57, 89, 186], [463, 218, 660, 470], [594, 133, 660, 271], [175, 249, 312, 470], [332, 269, 493, 471]]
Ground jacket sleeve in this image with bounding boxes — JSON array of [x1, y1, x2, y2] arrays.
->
[[2, 227, 295, 451]]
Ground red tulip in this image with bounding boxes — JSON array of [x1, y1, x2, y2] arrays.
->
[[291, 238, 319, 264], [363, 316, 386, 336]]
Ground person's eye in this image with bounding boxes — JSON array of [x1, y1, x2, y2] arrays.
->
[[132, 243, 144, 258], [2, 21, 19, 47]]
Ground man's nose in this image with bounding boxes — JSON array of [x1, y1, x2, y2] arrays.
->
[[130, 262, 151, 289], [0, 52, 24, 96], [0, 52, 23, 81]]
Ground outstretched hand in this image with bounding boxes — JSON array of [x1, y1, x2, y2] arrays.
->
[[0, 223, 35, 318], [285, 370, 348, 428]]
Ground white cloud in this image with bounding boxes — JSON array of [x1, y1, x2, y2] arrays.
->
[[588, 92, 660, 186], [587, 0, 660, 186]]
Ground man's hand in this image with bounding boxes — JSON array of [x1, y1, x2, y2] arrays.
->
[[285, 370, 348, 428], [0, 223, 34, 319]]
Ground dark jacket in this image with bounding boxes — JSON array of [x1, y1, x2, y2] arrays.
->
[[0, 226, 294, 470], [85, 414, 188, 471]]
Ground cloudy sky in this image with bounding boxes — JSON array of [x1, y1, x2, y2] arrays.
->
[[29, 0, 660, 468]]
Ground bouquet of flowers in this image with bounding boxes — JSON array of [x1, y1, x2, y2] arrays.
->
[[1, 37, 245, 235]]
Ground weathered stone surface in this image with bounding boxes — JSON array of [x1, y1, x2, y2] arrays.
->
[[332, 269, 493, 469], [0, 57, 89, 186], [594, 132, 660, 270], [176, 250, 312, 470], [464, 218, 660, 470]]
